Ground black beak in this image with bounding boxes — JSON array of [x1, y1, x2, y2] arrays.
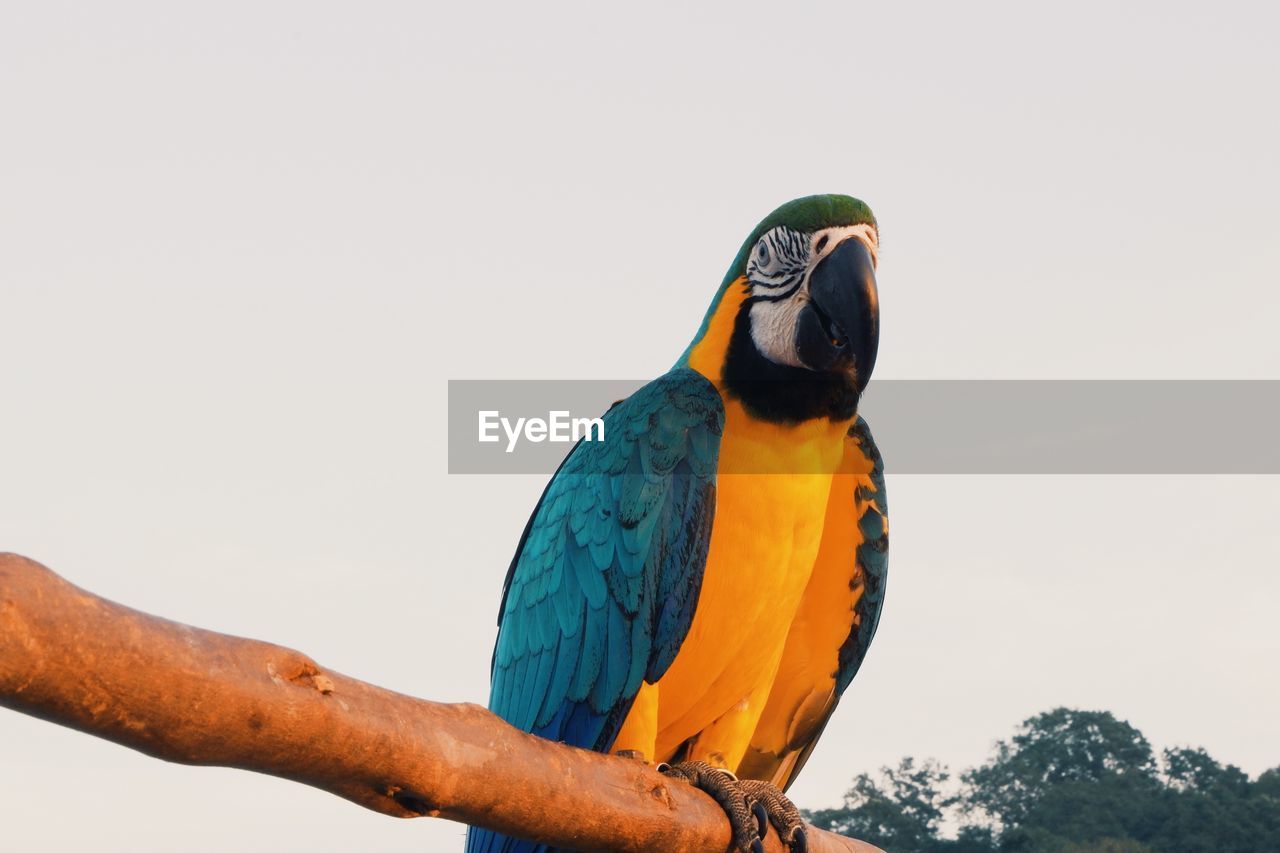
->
[[795, 237, 879, 391]]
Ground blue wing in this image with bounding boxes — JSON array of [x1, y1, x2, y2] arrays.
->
[[466, 369, 723, 853]]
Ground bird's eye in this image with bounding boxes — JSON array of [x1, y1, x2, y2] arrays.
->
[[757, 242, 770, 264], [815, 234, 829, 253]]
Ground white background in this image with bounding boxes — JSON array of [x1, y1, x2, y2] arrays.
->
[[2, 2, 1278, 850]]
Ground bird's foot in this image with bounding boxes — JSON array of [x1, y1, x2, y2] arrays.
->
[[739, 779, 807, 853], [658, 761, 765, 853], [657, 761, 806, 853]]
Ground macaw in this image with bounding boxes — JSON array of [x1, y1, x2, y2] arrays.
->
[[466, 195, 889, 853]]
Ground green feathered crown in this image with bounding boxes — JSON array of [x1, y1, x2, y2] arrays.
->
[[722, 194, 877, 284]]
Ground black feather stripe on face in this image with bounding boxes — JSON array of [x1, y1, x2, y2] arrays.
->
[[722, 298, 860, 424], [747, 226, 810, 295]]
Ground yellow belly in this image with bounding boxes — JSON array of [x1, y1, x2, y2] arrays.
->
[[613, 396, 852, 770]]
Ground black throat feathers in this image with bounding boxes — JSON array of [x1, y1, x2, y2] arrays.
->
[[720, 300, 860, 424]]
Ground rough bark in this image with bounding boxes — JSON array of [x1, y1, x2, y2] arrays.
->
[[0, 553, 880, 853]]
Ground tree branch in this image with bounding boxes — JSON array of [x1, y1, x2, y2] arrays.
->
[[0, 553, 879, 853]]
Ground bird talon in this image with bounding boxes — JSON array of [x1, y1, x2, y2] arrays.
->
[[752, 800, 769, 838], [739, 779, 807, 852], [659, 761, 766, 853]]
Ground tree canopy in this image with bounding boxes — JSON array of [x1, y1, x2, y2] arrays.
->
[[806, 708, 1280, 853]]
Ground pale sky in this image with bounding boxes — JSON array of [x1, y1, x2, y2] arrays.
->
[[2, 2, 1279, 851]]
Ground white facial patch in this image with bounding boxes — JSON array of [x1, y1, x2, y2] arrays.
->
[[819, 223, 879, 268], [745, 223, 879, 368], [749, 295, 809, 367]]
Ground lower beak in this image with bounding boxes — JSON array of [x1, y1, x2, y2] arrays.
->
[[794, 237, 879, 390]]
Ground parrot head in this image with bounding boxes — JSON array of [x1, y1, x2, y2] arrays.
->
[[684, 194, 880, 424]]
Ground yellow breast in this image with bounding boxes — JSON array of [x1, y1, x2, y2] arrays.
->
[[650, 399, 849, 758], [642, 275, 854, 761]]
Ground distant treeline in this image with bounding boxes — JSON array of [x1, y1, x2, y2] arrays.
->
[[804, 708, 1280, 852]]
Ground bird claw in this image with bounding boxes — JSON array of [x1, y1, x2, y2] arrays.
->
[[659, 761, 761, 853], [751, 800, 769, 839], [658, 762, 807, 853], [740, 779, 807, 853]]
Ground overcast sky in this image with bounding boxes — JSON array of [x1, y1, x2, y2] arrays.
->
[[3, 2, 1279, 850]]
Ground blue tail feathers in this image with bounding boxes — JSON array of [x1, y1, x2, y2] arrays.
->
[[464, 827, 553, 853]]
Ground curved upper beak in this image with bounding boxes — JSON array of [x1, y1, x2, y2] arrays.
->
[[795, 237, 879, 390]]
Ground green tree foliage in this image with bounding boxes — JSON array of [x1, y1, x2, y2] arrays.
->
[[1253, 767, 1280, 800], [1162, 746, 1249, 796], [806, 709, 1280, 853], [962, 708, 1158, 830], [806, 758, 954, 852]]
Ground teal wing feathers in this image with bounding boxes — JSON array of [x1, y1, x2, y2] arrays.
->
[[467, 369, 723, 853], [485, 367, 723, 751]]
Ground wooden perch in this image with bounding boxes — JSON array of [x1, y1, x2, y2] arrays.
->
[[0, 553, 880, 853]]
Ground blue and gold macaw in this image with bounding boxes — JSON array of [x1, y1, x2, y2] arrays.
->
[[467, 195, 889, 853]]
